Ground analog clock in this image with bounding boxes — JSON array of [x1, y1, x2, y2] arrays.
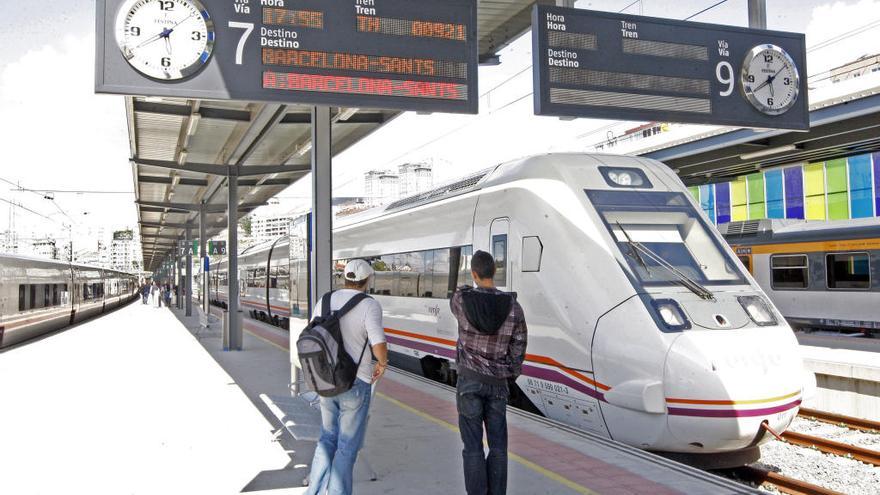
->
[[740, 44, 800, 115], [115, 0, 215, 81]]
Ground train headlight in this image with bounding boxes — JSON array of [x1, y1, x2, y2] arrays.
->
[[738, 296, 777, 327], [599, 166, 652, 189], [650, 299, 691, 331]]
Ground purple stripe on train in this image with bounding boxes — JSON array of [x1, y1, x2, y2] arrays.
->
[[387, 335, 799, 418], [667, 399, 801, 418]]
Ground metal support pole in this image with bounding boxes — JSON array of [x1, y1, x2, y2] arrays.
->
[[177, 250, 183, 309], [199, 202, 209, 319], [308, 106, 332, 317], [227, 172, 242, 350], [185, 221, 193, 317], [748, 0, 767, 29]]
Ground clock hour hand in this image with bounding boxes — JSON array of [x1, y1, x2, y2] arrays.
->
[[135, 28, 172, 49], [752, 75, 772, 93]]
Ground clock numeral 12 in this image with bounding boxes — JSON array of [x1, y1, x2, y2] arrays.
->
[[159, 1, 175, 11]]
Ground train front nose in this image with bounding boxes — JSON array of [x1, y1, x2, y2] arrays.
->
[[663, 328, 805, 453]]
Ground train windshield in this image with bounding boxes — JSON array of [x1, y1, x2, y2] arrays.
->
[[587, 190, 747, 286]]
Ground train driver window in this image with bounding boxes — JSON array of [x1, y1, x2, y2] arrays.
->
[[827, 252, 870, 290], [492, 235, 508, 287], [770, 255, 809, 289]]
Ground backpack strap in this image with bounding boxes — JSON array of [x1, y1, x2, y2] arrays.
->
[[320, 290, 336, 317], [334, 292, 371, 318]]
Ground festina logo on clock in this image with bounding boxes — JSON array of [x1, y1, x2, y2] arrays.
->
[[740, 44, 801, 116], [115, 0, 215, 81]]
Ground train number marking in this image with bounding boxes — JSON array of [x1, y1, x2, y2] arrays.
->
[[526, 377, 570, 395]]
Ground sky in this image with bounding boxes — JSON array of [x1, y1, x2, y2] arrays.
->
[[1, 0, 879, 246]]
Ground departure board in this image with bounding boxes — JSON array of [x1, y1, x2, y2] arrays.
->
[[532, 6, 809, 130], [96, 0, 478, 114]]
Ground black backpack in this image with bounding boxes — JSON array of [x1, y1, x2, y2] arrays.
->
[[296, 292, 371, 397]]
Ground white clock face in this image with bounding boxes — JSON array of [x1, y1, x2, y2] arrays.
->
[[740, 44, 800, 115], [115, 0, 215, 81]]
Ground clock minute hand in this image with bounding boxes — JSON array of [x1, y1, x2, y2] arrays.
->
[[135, 30, 168, 49]]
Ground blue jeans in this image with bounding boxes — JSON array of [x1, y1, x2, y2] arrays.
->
[[306, 379, 372, 495], [457, 374, 510, 495]]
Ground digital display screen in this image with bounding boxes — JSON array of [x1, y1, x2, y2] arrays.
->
[[96, 0, 478, 114], [532, 6, 808, 130]]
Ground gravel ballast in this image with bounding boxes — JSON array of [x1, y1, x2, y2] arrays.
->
[[753, 418, 880, 494]]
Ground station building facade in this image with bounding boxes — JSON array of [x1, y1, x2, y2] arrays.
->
[[688, 152, 879, 224]]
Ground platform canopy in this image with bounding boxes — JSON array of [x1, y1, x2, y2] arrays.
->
[[641, 79, 880, 186], [132, 0, 554, 272]]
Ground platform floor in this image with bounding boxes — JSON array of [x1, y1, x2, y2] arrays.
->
[[1, 302, 756, 494]]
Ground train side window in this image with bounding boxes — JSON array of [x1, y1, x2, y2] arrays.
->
[[492, 234, 508, 287], [372, 256, 394, 295], [826, 252, 870, 290], [419, 250, 435, 298], [44, 284, 51, 308], [19, 285, 27, 311], [30, 284, 38, 309], [770, 255, 808, 289], [456, 246, 474, 288], [397, 252, 421, 297]]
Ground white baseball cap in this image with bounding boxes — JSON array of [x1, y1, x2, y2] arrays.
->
[[344, 259, 374, 282]]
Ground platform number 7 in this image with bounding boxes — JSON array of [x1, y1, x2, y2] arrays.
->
[[228, 21, 254, 65]]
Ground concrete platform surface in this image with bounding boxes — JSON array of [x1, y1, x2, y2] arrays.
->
[[0, 302, 290, 495]]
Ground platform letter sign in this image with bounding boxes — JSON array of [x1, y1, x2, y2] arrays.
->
[[96, 0, 478, 114], [532, 6, 809, 130]]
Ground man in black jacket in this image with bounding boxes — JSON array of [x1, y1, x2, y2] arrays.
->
[[450, 250, 527, 495]]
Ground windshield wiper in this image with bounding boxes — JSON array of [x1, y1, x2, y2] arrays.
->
[[615, 223, 715, 301], [616, 222, 651, 278]]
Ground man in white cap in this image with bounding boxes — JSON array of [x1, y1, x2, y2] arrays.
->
[[305, 259, 387, 495]]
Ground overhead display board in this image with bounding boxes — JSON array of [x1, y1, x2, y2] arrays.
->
[[532, 6, 809, 130], [96, 0, 478, 113]]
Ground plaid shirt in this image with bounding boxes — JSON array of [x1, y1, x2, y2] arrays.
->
[[450, 286, 528, 383]]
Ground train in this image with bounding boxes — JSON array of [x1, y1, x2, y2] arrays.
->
[[721, 217, 880, 335], [0, 254, 140, 349], [198, 153, 814, 467]]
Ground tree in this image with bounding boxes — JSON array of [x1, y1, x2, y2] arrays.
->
[[240, 216, 252, 236]]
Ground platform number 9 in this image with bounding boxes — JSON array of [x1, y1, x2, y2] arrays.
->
[[716, 61, 734, 97]]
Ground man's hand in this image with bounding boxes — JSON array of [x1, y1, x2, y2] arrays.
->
[[372, 361, 387, 383]]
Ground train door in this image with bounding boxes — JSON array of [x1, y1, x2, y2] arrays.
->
[[490, 218, 511, 290]]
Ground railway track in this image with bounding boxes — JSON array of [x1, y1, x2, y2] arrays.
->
[[780, 429, 880, 467], [732, 466, 845, 495], [798, 407, 880, 433]]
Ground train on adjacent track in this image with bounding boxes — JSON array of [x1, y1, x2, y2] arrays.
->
[[0, 254, 140, 349], [721, 217, 880, 336], [199, 153, 814, 467]]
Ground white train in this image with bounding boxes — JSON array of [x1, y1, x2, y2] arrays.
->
[[721, 217, 880, 335], [0, 254, 140, 349], [200, 154, 814, 466]]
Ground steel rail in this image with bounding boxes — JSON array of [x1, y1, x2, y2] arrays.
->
[[781, 430, 880, 467], [798, 407, 880, 433], [732, 466, 844, 495]]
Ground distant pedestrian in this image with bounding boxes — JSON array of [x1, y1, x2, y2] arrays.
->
[[164, 285, 171, 306], [304, 259, 387, 495], [451, 250, 527, 495], [150, 283, 158, 307], [141, 284, 149, 304]]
